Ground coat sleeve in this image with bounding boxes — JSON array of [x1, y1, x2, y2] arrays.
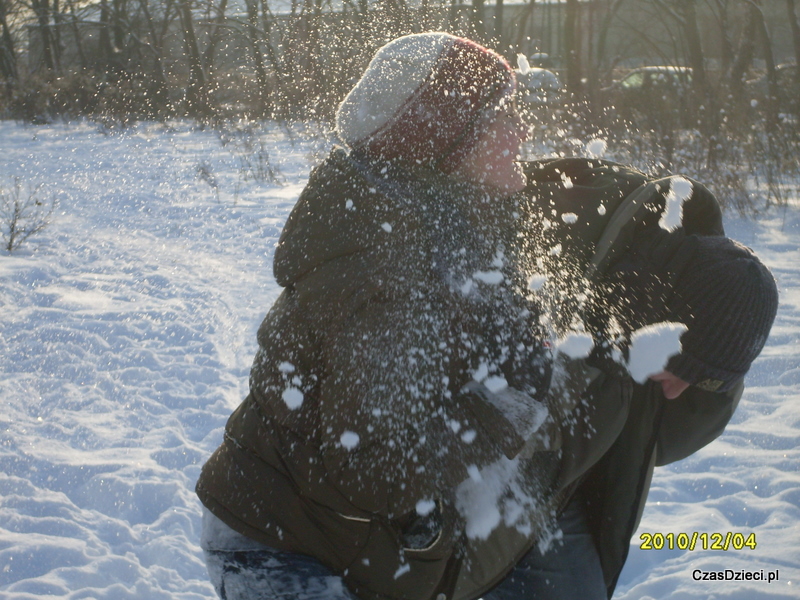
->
[[654, 379, 744, 466], [548, 358, 634, 489]]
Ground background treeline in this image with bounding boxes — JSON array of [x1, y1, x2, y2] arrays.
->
[[1, 0, 799, 211]]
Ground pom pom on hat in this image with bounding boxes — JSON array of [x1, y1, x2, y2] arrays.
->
[[336, 32, 515, 173]]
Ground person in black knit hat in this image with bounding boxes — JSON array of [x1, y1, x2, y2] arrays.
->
[[547, 225, 780, 600], [499, 161, 780, 600]]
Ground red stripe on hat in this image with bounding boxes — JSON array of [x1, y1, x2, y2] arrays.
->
[[361, 37, 514, 173]]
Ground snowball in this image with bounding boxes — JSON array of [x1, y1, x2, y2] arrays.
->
[[345, 199, 355, 210], [528, 273, 547, 291], [586, 137, 607, 158], [659, 176, 693, 232], [628, 322, 687, 383], [465, 502, 501, 540], [278, 361, 295, 373], [597, 204, 607, 216], [556, 333, 594, 359], [561, 174, 574, 189], [561, 212, 578, 224], [461, 429, 477, 443], [456, 459, 514, 540], [394, 563, 411, 579], [517, 53, 531, 75], [467, 464, 482, 482], [484, 375, 509, 393], [340, 430, 360, 450], [381, 222, 392, 233], [472, 362, 489, 382], [415, 499, 436, 516], [282, 387, 304, 410], [473, 270, 504, 285]]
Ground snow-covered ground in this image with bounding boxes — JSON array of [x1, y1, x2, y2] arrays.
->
[[0, 121, 797, 599]]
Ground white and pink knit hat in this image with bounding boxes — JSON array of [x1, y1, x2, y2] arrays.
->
[[335, 33, 515, 173]]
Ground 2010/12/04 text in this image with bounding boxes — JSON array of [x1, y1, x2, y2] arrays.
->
[[639, 532, 757, 551]]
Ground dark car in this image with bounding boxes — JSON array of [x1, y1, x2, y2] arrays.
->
[[602, 66, 694, 127], [604, 66, 693, 101]]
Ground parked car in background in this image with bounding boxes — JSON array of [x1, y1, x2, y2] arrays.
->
[[601, 66, 694, 128], [603, 66, 693, 104]]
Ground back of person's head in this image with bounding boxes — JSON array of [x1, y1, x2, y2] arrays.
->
[[335, 32, 514, 173], [664, 235, 778, 392], [606, 231, 779, 392]]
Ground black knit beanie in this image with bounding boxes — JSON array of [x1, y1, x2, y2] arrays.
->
[[604, 231, 779, 392], [664, 235, 779, 392]]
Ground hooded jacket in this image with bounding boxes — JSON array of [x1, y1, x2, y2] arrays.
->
[[196, 148, 567, 600]]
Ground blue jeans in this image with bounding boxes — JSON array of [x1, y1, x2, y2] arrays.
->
[[203, 498, 606, 600], [204, 546, 359, 600], [482, 497, 607, 600]]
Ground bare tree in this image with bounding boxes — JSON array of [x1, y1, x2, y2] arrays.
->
[[201, 0, 229, 82], [728, 1, 757, 102], [787, 0, 800, 67], [511, 1, 538, 55], [0, 0, 18, 82], [746, 0, 778, 127], [564, 0, 583, 97], [98, 0, 118, 72], [28, 0, 59, 71], [677, 0, 707, 98], [63, 0, 88, 69], [179, 0, 211, 117], [469, 0, 486, 42], [245, 0, 269, 114], [136, 0, 176, 109]]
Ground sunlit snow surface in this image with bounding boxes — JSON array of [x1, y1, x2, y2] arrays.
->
[[0, 122, 798, 599]]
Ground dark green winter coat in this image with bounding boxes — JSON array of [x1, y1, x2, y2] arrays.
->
[[518, 158, 742, 598], [197, 148, 571, 600]]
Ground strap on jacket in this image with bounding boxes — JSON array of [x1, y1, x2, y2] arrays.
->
[[584, 179, 662, 281]]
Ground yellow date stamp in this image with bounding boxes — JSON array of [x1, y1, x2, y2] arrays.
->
[[639, 532, 757, 551]]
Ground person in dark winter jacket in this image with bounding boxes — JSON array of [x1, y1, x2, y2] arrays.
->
[[511, 159, 780, 599], [197, 32, 572, 600]]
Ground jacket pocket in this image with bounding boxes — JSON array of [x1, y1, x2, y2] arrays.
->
[[343, 502, 459, 600]]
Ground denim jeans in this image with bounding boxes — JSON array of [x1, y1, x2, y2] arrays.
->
[[203, 497, 606, 600], [481, 496, 607, 600], [204, 546, 360, 600]]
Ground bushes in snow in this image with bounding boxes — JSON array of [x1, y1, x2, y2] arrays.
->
[[0, 178, 56, 253]]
